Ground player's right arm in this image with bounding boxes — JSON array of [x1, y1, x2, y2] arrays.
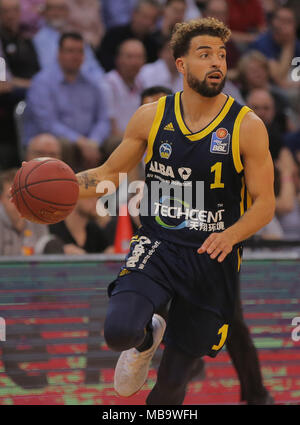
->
[[76, 102, 157, 199]]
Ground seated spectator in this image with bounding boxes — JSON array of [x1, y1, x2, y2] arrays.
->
[[97, 0, 161, 72], [226, 0, 267, 47], [0, 0, 40, 92], [24, 32, 111, 169], [0, 168, 59, 255], [33, 0, 104, 83], [284, 129, 300, 168], [249, 5, 300, 88], [153, 0, 187, 46], [25, 133, 63, 161], [49, 197, 111, 254], [139, 36, 183, 92], [141, 85, 173, 104], [287, 0, 300, 38], [238, 50, 294, 132], [273, 157, 300, 240], [260, 0, 279, 25], [246, 87, 300, 239], [203, 0, 241, 73], [246, 88, 297, 166], [104, 39, 146, 148], [20, 0, 45, 37], [101, 0, 136, 29], [66, 0, 104, 49], [184, 0, 202, 20], [25, 132, 84, 171], [0, 0, 40, 170]]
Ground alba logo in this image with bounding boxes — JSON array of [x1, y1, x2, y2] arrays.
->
[[159, 142, 172, 159], [178, 167, 192, 181]]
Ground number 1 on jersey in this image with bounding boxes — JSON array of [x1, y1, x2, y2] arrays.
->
[[210, 162, 224, 189], [212, 324, 228, 351]]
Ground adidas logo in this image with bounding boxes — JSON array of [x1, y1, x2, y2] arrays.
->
[[164, 122, 175, 131]]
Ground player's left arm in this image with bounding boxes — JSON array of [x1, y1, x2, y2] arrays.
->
[[198, 111, 275, 262]]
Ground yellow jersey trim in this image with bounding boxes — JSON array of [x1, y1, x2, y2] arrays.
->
[[174, 92, 235, 141], [237, 247, 242, 272], [240, 176, 245, 217], [232, 106, 252, 173], [144, 96, 166, 164]]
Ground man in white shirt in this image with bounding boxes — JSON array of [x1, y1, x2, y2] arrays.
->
[[139, 36, 183, 93], [104, 38, 146, 154]]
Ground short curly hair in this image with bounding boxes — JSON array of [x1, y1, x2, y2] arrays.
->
[[170, 17, 231, 59]]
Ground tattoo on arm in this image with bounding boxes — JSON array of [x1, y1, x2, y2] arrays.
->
[[77, 172, 98, 190]]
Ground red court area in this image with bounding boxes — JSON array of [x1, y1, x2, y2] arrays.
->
[[0, 257, 299, 405]]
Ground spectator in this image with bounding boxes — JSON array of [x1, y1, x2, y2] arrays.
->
[[154, 0, 187, 46], [24, 32, 111, 169], [101, 0, 137, 29], [0, 0, 40, 90], [104, 39, 146, 148], [284, 128, 300, 169], [0, 168, 58, 255], [139, 36, 183, 92], [183, 0, 202, 20], [226, 0, 267, 47], [250, 6, 300, 87], [282, 0, 300, 38], [96, 0, 161, 72], [246, 88, 296, 165], [66, 0, 104, 49], [238, 50, 294, 132], [0, 0, 40, 170], [260, 0, 279, 24], [20, 0, 45, 37], [246, 86, 300, 240], [33, 0, 104, 83], [203, 0, 241, 72], [140, 85, 173, 104], [49, 197, 111, 254], [273, 157, 300, 240], [25, 133, 63, 161]]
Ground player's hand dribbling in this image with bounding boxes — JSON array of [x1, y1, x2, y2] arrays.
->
[[197, 230, 237, 262]]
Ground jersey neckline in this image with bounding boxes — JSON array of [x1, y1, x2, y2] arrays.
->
[[174, 91, 235, 141]]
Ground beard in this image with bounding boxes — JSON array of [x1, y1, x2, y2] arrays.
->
[[186, 68, 226, 97]]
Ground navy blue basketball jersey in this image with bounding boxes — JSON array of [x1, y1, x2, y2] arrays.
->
[[140, 91, 252, 247]]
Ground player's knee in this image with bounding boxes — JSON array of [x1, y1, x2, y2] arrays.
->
[[104, 320, 144, 352]]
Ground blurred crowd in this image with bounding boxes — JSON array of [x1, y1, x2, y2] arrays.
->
[[0, 0, 300, 256]]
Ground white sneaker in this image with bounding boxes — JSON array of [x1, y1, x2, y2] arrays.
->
[[114, 314, 166, 397]]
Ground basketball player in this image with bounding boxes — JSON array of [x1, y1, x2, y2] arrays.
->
[[76, 18, 275, 405], [140, 85, 274, 404]]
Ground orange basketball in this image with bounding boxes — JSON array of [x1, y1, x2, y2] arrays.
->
[[11, 158, 79, 224]]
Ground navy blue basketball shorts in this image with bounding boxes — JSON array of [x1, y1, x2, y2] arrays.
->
[[108, 227, 241, 358]]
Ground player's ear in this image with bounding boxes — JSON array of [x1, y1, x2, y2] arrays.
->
[[175, 57, 185, 75]]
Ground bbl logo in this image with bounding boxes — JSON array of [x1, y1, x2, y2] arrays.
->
[[159, 142, 172, 159], [210, 128, 230, 154]]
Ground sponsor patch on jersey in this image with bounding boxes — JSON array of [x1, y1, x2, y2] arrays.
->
[[178, 167, 192, 181], [159, 142, 172, 159], [210, 128, 230, 154]]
